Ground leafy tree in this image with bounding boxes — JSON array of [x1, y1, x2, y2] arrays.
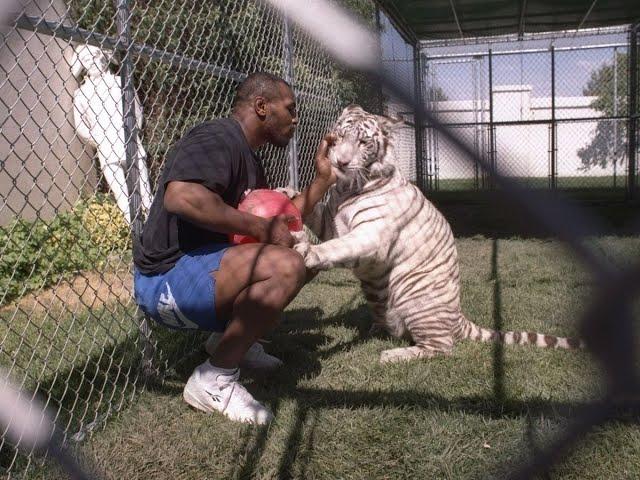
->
[[578, 51, 628, 170], [71, 0, 382, 184], [334, 0, 383, 113]]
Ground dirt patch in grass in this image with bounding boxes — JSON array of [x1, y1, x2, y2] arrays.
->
[[1, 269, 134, 316]]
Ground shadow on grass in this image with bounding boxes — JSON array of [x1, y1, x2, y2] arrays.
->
[[0, 329, 146, 474], [0, 294, 604, 479], [286, 386, 591, 419], [430, 189, 640, 239], [491, 239, 505, 403], [180, 299, 588, 480]]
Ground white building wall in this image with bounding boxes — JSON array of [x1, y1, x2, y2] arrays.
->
[[0, 0, 97, 225], [384, 99, 417, 182], [432, 85, 616, 179]]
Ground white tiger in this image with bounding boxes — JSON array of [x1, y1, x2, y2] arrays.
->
[[292, 105, 582, 364]]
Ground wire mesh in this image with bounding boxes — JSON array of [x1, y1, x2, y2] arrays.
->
[[1, 0, 638, 478], [420, 30, 638, 193], [0, 0, 348, 475], [379, 9, 417, 183], [291, 19, 343, 190]]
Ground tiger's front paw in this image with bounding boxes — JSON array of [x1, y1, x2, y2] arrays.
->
[[274, 186, 300, 200], [292, 240, 311, 258], [291, 230, 310, 245], [293, 242, 324, 270]]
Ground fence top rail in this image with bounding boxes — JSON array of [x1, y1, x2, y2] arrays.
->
[[14, 14, 118, 50], [419, 25, 631, 48], [13, 13, 345, 97], [422, 42, 629, 60], [14, 14, 247, 82]]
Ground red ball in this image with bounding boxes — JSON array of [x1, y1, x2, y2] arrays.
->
[[229, 189, 303, 244]]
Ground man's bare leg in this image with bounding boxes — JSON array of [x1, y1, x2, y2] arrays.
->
[[211, 243, 306, 368], [183, 243, 305, 424]]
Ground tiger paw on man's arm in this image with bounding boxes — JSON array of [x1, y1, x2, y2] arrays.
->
[[292, 241, 327, 270]]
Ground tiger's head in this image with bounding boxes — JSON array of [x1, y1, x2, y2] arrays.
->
[[329, 105, 403, 185]]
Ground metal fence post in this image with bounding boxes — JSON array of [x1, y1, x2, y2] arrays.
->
[[423, 61, 433, 191], [550, 45, 557, 190], [414, 46, 424, 191], [472, 58, 479, 189], [479, 55, 487, 189], [628, 24, 638, 199], [613, 46, 619, 188], [488, 48, 495, 189], [431, 65, 440, 190], [115, 0, 155, 379], [115, 0, 141, 231], [282, 13, 299, 190]]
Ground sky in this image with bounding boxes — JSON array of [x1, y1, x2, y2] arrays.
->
[[379, 12, 629, 102]]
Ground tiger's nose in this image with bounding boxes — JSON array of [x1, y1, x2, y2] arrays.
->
[[337, 157, 350, 166]]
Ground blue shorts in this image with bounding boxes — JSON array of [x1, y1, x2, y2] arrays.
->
[[134, 244, 230, 331]]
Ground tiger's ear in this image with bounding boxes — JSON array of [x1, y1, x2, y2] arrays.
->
[[377, 114, 404, 135]]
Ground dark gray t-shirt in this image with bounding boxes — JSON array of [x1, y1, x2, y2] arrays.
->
[[134, 118, 267, 275]]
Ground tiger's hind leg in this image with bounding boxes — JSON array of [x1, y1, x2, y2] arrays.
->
[[364, 299, 391, 338], [379, 309, 456, 364]]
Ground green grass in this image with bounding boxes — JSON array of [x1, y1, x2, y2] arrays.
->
[[0, 298, 141, 472], [16, 235, 640, 480]]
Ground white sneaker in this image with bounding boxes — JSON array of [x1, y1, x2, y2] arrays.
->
[[205, 333, 284, 370], [183, 361, 273, 425]]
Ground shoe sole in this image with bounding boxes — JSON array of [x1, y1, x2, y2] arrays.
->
[[183, 381, 214, 413]]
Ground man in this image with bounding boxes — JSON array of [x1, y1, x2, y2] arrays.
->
[[133, 72, 336, 425]]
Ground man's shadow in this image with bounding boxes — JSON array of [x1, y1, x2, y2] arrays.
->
[[152, 302, 373, 396]]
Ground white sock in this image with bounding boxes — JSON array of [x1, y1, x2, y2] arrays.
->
[[199, 360, 238, 383]]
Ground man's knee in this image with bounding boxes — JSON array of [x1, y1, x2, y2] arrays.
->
[[273, 248, 306, 290]]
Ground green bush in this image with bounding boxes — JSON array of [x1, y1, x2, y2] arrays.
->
[[0, 195, 130, 304], [81, 195, 131, 252]]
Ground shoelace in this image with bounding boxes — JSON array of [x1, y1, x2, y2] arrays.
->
[[216, 371, 256, 404], [224, 381, 259, 409]]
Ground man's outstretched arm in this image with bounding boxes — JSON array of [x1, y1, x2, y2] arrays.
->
[[290, 134, 336, 218]]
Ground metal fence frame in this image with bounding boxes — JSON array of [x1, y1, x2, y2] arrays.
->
[[417, 26, 640, 197]]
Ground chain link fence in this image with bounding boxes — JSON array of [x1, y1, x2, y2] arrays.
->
[[420, 26, 640, 195], [378, 9, 418, 184], [0, 0, 374, 475], [2, 0, 638, 477]]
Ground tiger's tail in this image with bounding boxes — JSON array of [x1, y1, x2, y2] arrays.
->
[[458, 314, 584, 350]]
